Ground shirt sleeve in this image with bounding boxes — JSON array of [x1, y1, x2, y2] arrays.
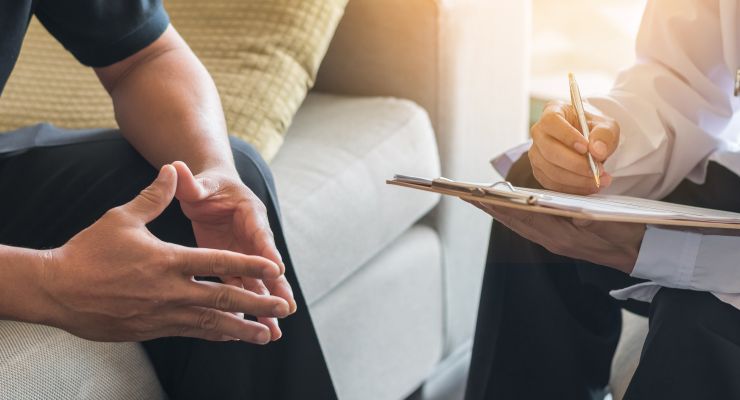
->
[[633, 226, 740, 294], [34, 0, 169, 67], [589, 0, 739, 200]]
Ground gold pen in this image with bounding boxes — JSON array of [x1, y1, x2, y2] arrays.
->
[[568, 73, 601, 188]]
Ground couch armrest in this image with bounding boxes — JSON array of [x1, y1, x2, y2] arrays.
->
[[316, 0, 531, 354]]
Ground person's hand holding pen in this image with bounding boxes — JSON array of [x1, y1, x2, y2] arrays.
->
[[529, 99, 620, 195]]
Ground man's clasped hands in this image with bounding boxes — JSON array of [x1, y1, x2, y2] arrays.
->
[[33, 162, 295, 345]]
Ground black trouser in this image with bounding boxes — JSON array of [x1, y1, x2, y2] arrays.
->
[[465, 154, 740, 400], [0, 125, 337, 400]]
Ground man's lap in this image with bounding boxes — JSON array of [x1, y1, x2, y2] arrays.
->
[[0, 125, 337, 399], [0, 125, 274, 248], [0, 126, 163, 248], [468, 152, 740, 399]]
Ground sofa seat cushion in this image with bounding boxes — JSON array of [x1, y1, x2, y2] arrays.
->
[[312, 225, 443, 400], [272, 93, 441, 304], [0, 322, 164, 399]]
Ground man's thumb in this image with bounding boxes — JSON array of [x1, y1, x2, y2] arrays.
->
[[172, 161, 209, 202], [121, 164, 177, 223]]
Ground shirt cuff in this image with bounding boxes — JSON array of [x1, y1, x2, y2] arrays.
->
[[631, 226, 702, 289]]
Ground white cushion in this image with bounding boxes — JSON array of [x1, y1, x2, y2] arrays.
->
[[272, 93, 441, 304], [316, 0, 531, 355], [312, 225, 444, 400], [0, 322, 164, 400]]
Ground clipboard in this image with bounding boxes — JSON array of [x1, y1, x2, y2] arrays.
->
[[387, 175, 740, 230]]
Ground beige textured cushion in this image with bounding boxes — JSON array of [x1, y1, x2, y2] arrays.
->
[[0, 0, 347, 161], [0, 321, 165, 399]]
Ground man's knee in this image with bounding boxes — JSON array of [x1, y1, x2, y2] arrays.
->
[[228, 137, 276, 206], [649, 288, 734, 334], [625, 288, 740, 399]]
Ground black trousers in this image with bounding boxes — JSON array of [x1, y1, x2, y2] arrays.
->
[[465, 154, 740, 400], [0, 125, 337, 400]]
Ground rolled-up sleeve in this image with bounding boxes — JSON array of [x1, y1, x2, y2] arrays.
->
[[34, 0, 169, 67]]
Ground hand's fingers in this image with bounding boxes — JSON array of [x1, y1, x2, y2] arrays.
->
[[530, 147, 610, 190], [172, 161, 212, 203], [530, 139, 598, 179], [601, 173, 613, 187], [533, 165, 598, 195], [532, 168, 599, 196], [221, 276, 244, 288], [242, 278, 283, 340], [474, 202, 570, 250], [543, 101, 580, 127], [235, 204, 285, 273], [263, 275, 297, 314], [572, 218, 644, 240], [534, 105, 589, 153], [543, 101, 620, 163], [221, 277, 246, 319], [467, 200, 519, 228], [174, 246, 282, 279], [118, 164, 177, 223], [588, 121, 620, 162], [531, 161, 600, 196], [185, 280, 290, 317], [475, 203, 540, 236], [258, 317, 282, 341], [165, 306, 273, 344]]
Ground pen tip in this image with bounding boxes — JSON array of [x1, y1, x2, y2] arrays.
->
[[595, 174, 601, 188]]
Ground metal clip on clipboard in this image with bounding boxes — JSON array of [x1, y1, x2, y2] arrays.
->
[[389, 175, 541, 205], [389, 174, 740, 230]]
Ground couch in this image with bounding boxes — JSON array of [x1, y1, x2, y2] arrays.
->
[[0, 1, 531, 399]]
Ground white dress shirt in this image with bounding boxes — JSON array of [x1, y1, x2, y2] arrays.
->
[[498, 0, 740, 309], [593, 0, 740, 308]]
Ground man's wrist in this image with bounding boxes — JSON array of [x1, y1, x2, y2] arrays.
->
[[187, 157, 239, 179], [193, 163, 242, 184], [0, 246, 58, 325]]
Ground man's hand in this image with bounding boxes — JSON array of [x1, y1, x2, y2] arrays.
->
[[469, 200, 645, 274], [530, 101, 620, 195], [42, 165, 291, 343], [172, 161, 295, 342]]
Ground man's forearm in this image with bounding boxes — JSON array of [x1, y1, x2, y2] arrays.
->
[[96, 27, 237, 177], [0, 246, 52, 324]]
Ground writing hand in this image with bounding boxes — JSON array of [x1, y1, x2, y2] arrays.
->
[[530, 101, 619, 195]]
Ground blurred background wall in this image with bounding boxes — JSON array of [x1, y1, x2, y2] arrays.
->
[[530, 0, 647, 123]]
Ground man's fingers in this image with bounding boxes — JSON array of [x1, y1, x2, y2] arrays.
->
[[589, 121, 620, 162], [119, 164, 177, 223], [530, 148, 609, 191], [242, 278, 283, 341], [532, 162, 601, 196], [186, 280, 290, 317], [166, 306, 273, 344], [530, 138, 597, 178], [541, 101, 620, 163], [236, 205, 285, 273], [175, 246, 282, 279], [263, 275, 297, 314], [534, 106, 589, 153], [221, 276, 246, 319]]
